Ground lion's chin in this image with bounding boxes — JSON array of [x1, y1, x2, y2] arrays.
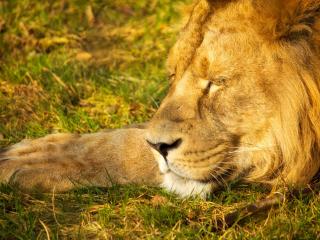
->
[[161, 171, 213, 199]]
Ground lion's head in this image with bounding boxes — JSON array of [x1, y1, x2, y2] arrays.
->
[[146, 0, 320, 197]]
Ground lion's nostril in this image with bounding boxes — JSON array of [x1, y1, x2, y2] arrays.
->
[[147, 138, 182, 158]]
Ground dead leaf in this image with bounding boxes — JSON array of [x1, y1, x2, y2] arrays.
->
[[76, 51, 92, 61], [151, 195, 168, 207], [187, 210, 197, 220]]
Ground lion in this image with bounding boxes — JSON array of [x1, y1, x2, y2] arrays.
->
[[1, 0, 320, 199]]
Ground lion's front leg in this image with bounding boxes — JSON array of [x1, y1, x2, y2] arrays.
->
[[0, 129, 161, 192]]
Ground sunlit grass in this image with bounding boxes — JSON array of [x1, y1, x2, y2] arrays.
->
[[0, 0, 320, 239]]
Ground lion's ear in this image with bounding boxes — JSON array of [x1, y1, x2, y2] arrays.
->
[[254, 0, 320, 41]]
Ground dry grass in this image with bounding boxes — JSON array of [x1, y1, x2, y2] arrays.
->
[[0, 0, 320, 239]]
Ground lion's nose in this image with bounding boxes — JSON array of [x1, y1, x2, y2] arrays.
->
[[147, 139, 182, 158]]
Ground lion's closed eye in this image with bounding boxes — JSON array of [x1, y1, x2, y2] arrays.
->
[[204, 81, 213, 95], [168, 73, 176, 83], [203, 79, 224, 96]]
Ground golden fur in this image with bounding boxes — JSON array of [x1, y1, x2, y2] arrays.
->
[[0, 128, 162, 192], [1, 0, 320, 197]]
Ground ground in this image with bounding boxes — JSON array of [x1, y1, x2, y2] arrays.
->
[[0, 0, 319, 239]]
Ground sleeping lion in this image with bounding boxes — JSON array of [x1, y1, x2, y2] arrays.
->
[[1, 0, 320, 199]]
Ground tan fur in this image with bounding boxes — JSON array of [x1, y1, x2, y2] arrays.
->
[[0, 128, 162, 191], [1, 0, 320, 196]]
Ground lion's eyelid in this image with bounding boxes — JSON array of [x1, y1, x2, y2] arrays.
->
[[211, 76, 228, 86]]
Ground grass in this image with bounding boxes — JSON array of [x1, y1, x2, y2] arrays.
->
[[0, 0, 319, 239]]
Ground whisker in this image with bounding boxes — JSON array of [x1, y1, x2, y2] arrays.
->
[[209, 170, 224, 186], [228, 146, 275, 155], [232, 145, 275, 149], [210, 168, 230, 187]]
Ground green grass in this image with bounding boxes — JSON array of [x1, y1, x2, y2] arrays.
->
[[0, 0, 320, 239]]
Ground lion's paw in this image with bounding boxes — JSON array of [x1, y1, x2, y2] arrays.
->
[[0, 133, 81, 191]]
